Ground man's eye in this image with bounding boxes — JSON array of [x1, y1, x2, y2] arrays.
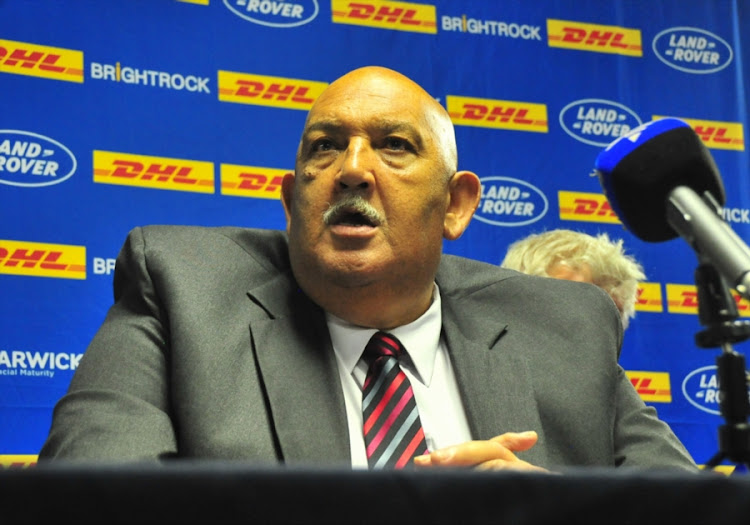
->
[[312, 139, 336, 152], [384, 137, 410, 151]]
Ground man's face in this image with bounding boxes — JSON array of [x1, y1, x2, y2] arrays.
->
[[282, 68, 455, 296]]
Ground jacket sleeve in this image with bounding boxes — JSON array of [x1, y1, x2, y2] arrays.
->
[[38, 226, 177, 461], [613, 364, 699, 471]]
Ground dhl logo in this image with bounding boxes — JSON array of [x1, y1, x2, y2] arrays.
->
[[0, 455, 37, 468], [625, 371, 671, 403], [547, 19, 642, 57], [218, 71, 327, 111], [558, 191, 620, 223], [0, 39, 83, 83], [635, 282, 663, 312], [0, 240, 85, 280], [221, 164, 289, 199], [666, 284, 699, 314], [654, 115, 744, 151], [666, 283, 750, 316], [447, 95, 548, 133], [93, 150, 214, 194], [331, 0, 437, 34], [177, 0, 209, 4]]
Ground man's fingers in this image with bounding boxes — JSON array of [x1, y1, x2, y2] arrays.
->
[[413, 431, 540, 468], [415, 439, 519, 467], [490, 430, 538, 452]]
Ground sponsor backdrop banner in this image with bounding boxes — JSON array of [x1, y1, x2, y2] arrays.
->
[[2, 0, 749, 471]]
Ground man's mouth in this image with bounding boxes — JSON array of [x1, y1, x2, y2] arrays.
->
[[324, 197, 383, 230], [332, 209, 377, 227]]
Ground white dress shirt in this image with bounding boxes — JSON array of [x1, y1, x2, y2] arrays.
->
[[326, 284, 473, 468]]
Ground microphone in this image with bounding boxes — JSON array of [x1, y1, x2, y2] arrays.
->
[[594, 117, 750, 300]]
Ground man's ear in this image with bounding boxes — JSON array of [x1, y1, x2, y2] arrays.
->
[[280, 171, 295, 229], [443, 170, 481, 240]]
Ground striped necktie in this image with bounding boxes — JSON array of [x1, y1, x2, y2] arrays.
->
[[361, 331, 428, 469]]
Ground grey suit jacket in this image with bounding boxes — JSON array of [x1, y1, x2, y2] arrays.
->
[[38, 225, 697, 471]]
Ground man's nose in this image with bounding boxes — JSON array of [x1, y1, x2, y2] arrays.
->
[[337, 138, 375, 191]]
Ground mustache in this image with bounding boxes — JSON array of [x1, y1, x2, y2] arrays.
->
[[322, 195, 383, 226]]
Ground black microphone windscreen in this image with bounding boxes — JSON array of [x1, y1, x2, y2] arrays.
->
[[597, 123, 725, 242]]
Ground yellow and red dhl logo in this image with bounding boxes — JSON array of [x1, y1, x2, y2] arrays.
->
[[0, 455, 37, 468], [654, 115, 744, 151], [0, 240, 85, 280], [93, 150, 214, 194], [558, 191, 620, 223], [625, 371, 671, 403], [447, 95, 548, 133], [635, 282, 663, 312], [218, 71, 327, 111], [221, 164, 289, 199], [0, 39, 83, 83], [547, 19, 642, 57], [331, 0, 437, 34], [666, 283, 750, 316], [666, 284, 699, 314]]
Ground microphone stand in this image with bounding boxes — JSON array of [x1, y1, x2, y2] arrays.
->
[[694, 261, 750, 470]]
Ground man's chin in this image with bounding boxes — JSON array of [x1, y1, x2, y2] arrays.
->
[[315, 250, 392, 284]]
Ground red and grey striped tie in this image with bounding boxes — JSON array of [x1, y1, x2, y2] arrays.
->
[[362, 331, 428, 469]]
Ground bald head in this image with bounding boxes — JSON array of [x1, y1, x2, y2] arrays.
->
[[300, 66, 458, 175]]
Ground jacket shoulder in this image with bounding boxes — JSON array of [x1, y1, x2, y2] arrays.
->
[[437, 253, 520, 292], [132, 225, 291, 273]]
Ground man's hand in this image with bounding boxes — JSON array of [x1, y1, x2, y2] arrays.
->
[[413, 431, 549, 472]]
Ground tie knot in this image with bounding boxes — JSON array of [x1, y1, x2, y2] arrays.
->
[[363, 331, 404, 363]]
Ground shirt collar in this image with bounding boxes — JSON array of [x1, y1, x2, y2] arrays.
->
[[326, 283, 442, 386]]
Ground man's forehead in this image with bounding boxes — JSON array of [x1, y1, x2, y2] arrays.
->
[[301, 85, 436, 139], [302, 116, 425, 137], [307, 90, 442, 128]]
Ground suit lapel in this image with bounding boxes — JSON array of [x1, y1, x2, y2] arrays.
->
[[247, 274, 351, 466], [440, 287, 548, 465]]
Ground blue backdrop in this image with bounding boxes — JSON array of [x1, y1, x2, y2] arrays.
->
[[1, 0, 749, 471]]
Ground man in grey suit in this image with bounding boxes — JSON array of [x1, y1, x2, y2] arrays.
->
[[38, 66, 697, 472]]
